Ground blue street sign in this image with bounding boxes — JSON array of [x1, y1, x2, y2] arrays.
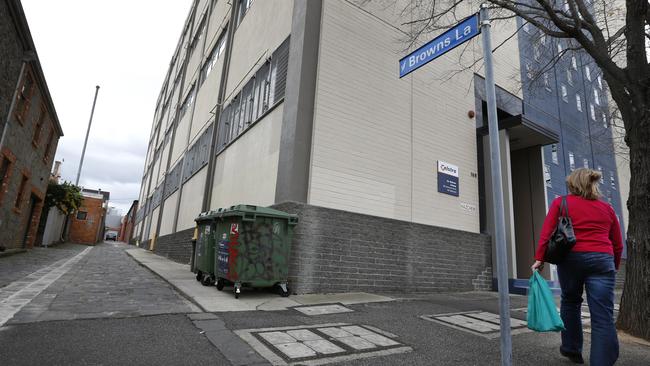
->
[[399, 14, 480, 78]]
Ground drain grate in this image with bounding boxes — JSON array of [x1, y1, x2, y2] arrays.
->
[[235, 323, 412, 365]]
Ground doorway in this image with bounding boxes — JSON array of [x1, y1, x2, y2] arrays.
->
[[510, 146, 548, 279]]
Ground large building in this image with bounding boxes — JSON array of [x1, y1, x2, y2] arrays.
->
[[0, 0, 64, 251], [134, 0, 626, 294]]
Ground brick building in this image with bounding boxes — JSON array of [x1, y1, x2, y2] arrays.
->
[[118, 200, 138, 244], [68, 189, 109, 245], [0, 0, 64, 251]]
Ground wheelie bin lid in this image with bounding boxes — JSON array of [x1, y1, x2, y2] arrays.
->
[[195, 210, 221, 223], [206, 204, 298, 224]]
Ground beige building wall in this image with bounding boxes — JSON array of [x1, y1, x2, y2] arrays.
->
[[309, 1, 521, 233]]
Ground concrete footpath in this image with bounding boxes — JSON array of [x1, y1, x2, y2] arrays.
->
[[125, 247, 394, 313]]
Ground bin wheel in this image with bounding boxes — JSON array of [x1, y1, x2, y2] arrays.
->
[[277, 283, 290, 297], [201, 274, 215, 286], [195, 271, 202, 282], [216, 280, 224, 291]]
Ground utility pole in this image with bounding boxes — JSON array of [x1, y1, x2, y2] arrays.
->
[[480, 4, 512, 366], [75, 85, 100, 186]]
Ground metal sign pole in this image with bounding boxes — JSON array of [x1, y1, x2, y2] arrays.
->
[[480, 4, 512, 366], [75, 85, 100, 186]]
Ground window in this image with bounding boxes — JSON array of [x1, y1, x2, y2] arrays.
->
[[597, 75, 603, 89], [561, 85, 568, 102], [576, 94, 582, 111], [571, 56, 577, 70], [43, 128, 55, 162], [564, 1, 570, 12], [523, 22, 530, 34], [543, 73, 552, 91], [584, 65, 591, 81], [602, 113, 608, 128], [199, 29, 227, 87], [583, 158, 589, 168], [566, 69, 573, 85], [610, 172, 616, 190], [594, 89, 600, 105], [189, 14, 206, 52], [15, 174, 28, 210], [533, 43, 541, 61], [569, 152, 575, 171], [597, 166, 604, 183], [590, 103, 596, 120], [0, 156, 12, 205], [525, 63, 532, 79], [551, 144, 559, 164], [216, 38, 289, 151], [544, 164, 552, 188], [33, 106, 46, 146], [540, 34, 546, 45], [14, 72, 35, 124], [76, 211, 88, 220], [179, 86, 195, 120], [557, 41, 563, 54], [236, 0, 254, 27]]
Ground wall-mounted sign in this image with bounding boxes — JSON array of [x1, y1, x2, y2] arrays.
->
[[399, 14, 480, 78], [437, 161, 459, 197]]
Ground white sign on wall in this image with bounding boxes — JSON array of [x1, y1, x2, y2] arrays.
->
[[437, 161, 459, 197]]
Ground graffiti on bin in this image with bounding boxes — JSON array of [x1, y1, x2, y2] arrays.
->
[[229, 224, 240, 279], [217, 233, 229, 276], [233, 220, 289, 281]]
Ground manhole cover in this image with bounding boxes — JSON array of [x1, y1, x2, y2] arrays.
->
[[421, 311, 530, 339], [293, 304, 354, 316], [235, 323, 411, 365]]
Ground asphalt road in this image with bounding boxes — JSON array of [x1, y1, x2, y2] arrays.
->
[[1, 243, 649, 365]]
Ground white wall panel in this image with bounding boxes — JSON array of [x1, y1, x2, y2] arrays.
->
[[210, 105, 283, 209], [159, 191, 179, 236], [176, 167, 207, 231]]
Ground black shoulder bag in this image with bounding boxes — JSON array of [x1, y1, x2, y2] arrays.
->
[[544, 196, 577, 264]]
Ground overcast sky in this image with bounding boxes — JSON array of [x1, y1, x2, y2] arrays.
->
[[22, 0, 191, 215]]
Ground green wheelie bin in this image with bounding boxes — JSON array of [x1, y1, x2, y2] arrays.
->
[[193, 210, 219, 286], [212, 205, 298, 298]]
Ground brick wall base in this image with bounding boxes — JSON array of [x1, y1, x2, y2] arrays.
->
[[146, 202, 492, 294], [272, 202, 492, 294]]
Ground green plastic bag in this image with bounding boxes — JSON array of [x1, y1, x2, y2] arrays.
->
[[527, 271, 565, 332]]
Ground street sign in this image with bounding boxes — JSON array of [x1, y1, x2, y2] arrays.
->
[[399, 14, 480, 78], [437, 161, 459, 196]]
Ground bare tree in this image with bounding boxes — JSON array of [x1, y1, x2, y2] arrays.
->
[[396, 0, 649, 340]]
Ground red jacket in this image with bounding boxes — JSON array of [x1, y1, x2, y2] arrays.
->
[[535, 195, 624, 269]]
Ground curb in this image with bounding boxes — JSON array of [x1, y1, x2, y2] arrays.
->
[[125, 249, 206, 313], [0, 248, 28, 258]]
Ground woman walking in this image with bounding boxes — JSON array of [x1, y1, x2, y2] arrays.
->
[[532, 168, 623, 365]]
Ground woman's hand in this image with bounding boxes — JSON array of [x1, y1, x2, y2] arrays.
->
[[531, 260, 544, 272]]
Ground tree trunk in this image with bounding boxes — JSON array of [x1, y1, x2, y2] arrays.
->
[[616, 114, 650, 340]]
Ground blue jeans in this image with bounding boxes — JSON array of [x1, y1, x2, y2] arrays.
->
[[557, 252, 619, 366]]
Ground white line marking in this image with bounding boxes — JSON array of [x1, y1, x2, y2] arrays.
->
[[0, 247, 92, 326]]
